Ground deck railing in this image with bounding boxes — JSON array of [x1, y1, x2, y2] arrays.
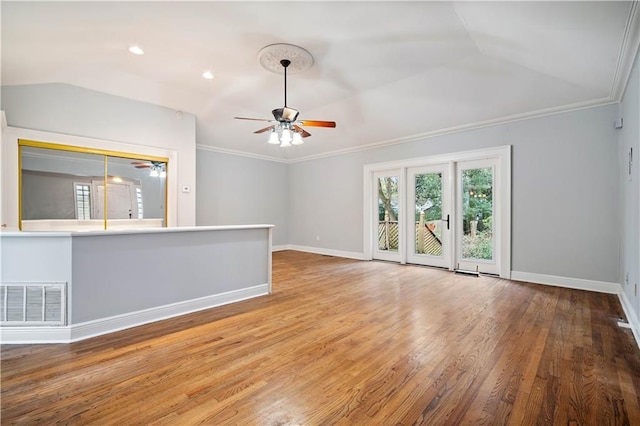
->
[[378, 211, 442, 255]]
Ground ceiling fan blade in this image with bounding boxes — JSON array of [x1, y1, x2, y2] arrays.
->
[[134, 165, 151, 169], [298, 120, 336, 128], [234, 116, 272, 122], [254, 125, 275, 134], [293, 125, 311, 138]]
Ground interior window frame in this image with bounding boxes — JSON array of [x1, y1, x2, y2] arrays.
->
[[18, 139, 168, 231]]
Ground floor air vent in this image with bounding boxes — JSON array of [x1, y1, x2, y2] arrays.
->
[[0, 282, 66, 326]]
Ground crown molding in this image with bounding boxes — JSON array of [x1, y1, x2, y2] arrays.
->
[[287, 97, 617, 164], [610, 0, 640, 101], [195, 144, 288, 164]]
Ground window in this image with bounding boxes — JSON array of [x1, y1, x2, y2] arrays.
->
[[19, 139, 169, 230], [136, 186, 144, 219], [74, 183, 91, 220]]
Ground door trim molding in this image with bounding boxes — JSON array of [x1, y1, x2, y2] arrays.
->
[[363, 146, 511, 278], [371, 170, 404, 262]]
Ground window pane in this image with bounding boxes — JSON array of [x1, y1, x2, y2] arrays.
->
[[377, 176, 399, 252], [461, 167, 493, 261], [414, 173, 442, 256], [74, 183, 91, 220]]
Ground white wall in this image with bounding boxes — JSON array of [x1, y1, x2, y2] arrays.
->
[[288, 104, 621, 284], [0, 83, 197, 227], [618, 47, 640, 330], [196, 148, 289, 246]]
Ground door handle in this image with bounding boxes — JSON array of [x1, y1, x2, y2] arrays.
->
[[443, 214, 450, 230]]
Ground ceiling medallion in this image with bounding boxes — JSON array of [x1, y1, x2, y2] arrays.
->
[[258, 43, 313, 74]]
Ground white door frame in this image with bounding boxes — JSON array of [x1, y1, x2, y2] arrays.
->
[[406, 163, 453, 269], [363, 145, 511, 279], [372, 169, 404, 262], [455, 158, 500, 275]]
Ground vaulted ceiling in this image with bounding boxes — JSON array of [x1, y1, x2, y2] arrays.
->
[[2, 1, 639, 160]]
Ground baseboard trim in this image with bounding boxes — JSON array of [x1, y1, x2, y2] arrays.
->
[[0, 326, 72, 344], [618, 290, 640, 349], [510, 271, 620, 294], [0, 284, 269, 344], [286, 245, 366, 260]]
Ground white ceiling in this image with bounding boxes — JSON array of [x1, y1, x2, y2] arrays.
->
[[2, 1, 639, 161]]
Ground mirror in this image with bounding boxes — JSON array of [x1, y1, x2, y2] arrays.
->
[[105, 156, 166, 228], [19, 141, 168, 231]]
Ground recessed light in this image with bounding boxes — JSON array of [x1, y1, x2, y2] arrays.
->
[[128, 45, 144, 55], [202, 70, 214, 80]]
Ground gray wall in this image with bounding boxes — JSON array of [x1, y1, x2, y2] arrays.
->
[[288, 104, 621, 284], [618, 47, 640, 321], [1, 83, 195, 149], [71, 228, 269, 323], [22, 171, 91, 220], [196, 149, 289, 246]]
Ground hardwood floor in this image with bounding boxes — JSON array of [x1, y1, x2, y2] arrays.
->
[[2, 250, 639, 425]]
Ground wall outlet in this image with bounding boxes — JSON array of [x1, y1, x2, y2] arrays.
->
[[182, 185, 191, 193]]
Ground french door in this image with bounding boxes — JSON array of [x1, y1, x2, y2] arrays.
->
[[373, 170, 402, 262], [406, 164, 452, 268], [455, 158, 499, 275], [366, 147, 509, 277]]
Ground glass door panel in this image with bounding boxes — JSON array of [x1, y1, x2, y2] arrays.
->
[[456, 159, 498, 274], [373, 170, 402, 262], [407, 164, 451, 268]]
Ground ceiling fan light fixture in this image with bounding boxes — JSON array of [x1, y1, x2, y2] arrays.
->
[[236, 43, 335, 148], [268, 130, 280, 145], [149, 168, 159, 177], [280, 128, 292, 146], [292, 131, 304, 145]]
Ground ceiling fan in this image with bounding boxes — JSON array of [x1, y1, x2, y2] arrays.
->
[[234, 59, 336, 147], [131, 160, 166, 177], [131, 160, 164, 169]]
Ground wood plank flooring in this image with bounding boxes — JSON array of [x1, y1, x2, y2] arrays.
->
[[2, 250, 639, 425]]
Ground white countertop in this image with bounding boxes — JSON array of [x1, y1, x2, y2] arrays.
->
[[0, 224, 275, 237]]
